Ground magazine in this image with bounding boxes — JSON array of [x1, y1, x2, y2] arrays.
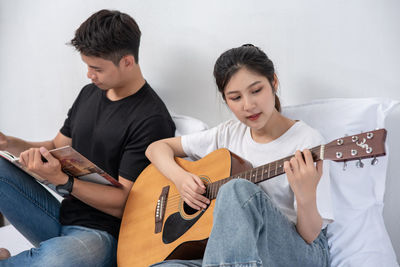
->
[[0, 146, 122, 187]]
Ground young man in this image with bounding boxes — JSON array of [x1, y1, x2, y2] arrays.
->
[[0, 9, 175, 266]]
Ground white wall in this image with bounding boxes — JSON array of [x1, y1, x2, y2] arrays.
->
[[1, 0, 399, 141]]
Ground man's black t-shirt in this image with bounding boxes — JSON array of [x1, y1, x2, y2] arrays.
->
[[59, 82, 175, 238]]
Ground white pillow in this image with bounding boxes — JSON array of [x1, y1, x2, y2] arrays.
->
[[282, 98, 399, 267], [172, 113, 209, 136]]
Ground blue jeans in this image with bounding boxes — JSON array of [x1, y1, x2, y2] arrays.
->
[[152, 179, 330, 267], [0, 158, 117, 267]]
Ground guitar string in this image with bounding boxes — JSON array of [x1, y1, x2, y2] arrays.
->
[[159, 148, 322, 211], [162, 161, 285, 208], [162, 157, 286, 204], [164, 142, 381, 214], [160, 149, 321, 205], [163, 155, 314, 205]]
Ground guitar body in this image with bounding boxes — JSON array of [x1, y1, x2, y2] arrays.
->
[[117, 148, 252, 267]]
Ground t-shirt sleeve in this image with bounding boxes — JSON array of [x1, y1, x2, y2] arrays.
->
[[181, 125, 221, 160], [60, 86, 87, 138], [60, 107, 73, 138], [118, 115, 175, 182]]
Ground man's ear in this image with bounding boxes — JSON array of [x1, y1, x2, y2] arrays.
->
[[120, 55, 136, 68]]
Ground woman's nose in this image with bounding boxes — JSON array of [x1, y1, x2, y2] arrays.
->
[[243, 96, 256, 111]]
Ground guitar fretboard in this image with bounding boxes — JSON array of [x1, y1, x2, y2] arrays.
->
[[205, 145, 321, 200]]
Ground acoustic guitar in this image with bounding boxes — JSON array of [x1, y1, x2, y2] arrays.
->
[[117, 129, 387, 267]]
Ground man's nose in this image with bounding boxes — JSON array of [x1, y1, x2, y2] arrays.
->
[[87, 70, 96, 80]]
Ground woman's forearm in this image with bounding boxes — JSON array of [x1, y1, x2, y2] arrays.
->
[[295, 197, 322, 244]]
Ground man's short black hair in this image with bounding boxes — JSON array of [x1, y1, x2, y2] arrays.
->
[[70, 9, 141, 65]]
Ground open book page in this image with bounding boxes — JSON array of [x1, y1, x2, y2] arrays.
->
[[0, 147, 122, 187], [0, 150, 51, 185], [48, 146, 122, 187]]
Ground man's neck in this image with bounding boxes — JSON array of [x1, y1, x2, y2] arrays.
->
[[107, 67, 146, 101]]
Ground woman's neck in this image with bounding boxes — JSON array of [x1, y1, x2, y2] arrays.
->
[[250, 111, 296, 144]]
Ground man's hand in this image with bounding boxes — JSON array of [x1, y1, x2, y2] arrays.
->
[[0, 132, 8, 151], [19, 147, 68, 185]]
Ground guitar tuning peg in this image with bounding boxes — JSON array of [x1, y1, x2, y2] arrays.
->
[[342, 161, 347, 171], [356, 159, 364, 168], [371, 157, 379, 166]]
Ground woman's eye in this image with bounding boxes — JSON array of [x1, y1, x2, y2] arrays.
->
[[252, 88, 262, 94], [230, 96, 241, 101]]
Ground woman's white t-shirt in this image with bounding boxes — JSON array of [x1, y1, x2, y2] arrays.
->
[[181, 119, 334, 228]]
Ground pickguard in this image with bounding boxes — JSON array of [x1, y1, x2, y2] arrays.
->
[[162, 210, 205, 244]]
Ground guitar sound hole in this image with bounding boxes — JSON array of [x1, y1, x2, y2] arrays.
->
[[183, 202, 198, 215]]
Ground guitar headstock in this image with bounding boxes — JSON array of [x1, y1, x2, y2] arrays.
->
[[323, 129, 387, 162]]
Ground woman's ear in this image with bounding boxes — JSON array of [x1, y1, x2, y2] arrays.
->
[[273, 73, 279, 92]]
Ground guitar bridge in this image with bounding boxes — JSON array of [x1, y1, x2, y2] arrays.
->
[[155, 185, 169, 233]]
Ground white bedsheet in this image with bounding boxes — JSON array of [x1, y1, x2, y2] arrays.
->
[[0, 225, 32, 256]]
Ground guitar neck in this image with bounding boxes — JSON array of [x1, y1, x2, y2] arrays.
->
[[205, 145, 322, 200]]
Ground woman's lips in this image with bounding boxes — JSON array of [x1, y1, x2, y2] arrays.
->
[[247, 113, 261, 121]]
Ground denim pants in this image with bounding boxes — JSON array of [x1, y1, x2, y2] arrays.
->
[[152, 179, 330, 267], [0, 158, 117, 267]]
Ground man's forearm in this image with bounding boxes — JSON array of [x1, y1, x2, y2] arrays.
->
[[5, 136, 55, 156], [71, 178, 131, 218]]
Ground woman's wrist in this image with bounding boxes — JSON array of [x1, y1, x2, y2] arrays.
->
[[295, 191, 317, 208]]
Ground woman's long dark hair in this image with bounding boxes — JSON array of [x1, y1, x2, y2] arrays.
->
[[213, 44, 281, 112]]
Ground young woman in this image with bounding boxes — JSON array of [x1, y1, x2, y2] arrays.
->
[[146, 44, 333, 267]]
